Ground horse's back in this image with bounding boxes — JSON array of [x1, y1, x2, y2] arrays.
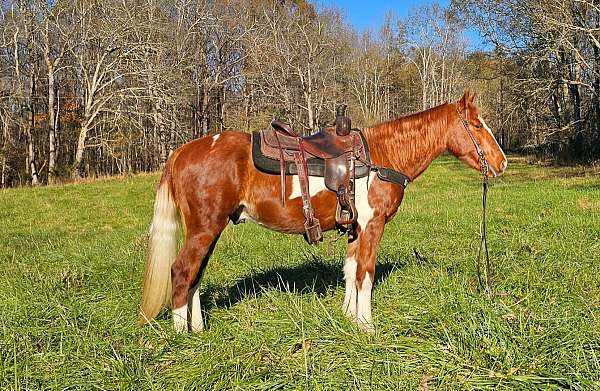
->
[[168, 131, 252, 220], [171, 131, 250, 164]]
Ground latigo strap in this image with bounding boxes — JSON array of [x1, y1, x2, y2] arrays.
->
[[293, 143, 322, 244]]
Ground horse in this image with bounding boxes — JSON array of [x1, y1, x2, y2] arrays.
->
[[138, 91, 507, 333]]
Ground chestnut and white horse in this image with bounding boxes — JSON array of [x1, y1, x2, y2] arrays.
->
[[139, 91, 507, 332]]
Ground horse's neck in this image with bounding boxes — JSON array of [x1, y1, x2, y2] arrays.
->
[[363, 106, 449, 180]]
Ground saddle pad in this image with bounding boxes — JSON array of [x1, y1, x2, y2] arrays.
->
[[252, 131, 371, 178]]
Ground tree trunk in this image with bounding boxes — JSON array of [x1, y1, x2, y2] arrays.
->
[[26, 124, 40, 186], [307, 95, 315, 131], [244, 86, 252, 133], [73, 122, 89, 179], [28, 72, 40, 186], [1, 118, 7, 188], [567, 48, 583, 160], [47, 65, 57, 183], [152, 97, 168, 168], [201, 83, 209, 136], [1, 155, 4, 188], [1, 154, 5, 188], [594, 2, 600, 152]]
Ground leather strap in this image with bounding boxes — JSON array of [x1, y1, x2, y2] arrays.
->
[[375, 167, 410, 188], [274, 132, 286, 205], [293, 142, 323, 244], [294, 142, 314, 223]]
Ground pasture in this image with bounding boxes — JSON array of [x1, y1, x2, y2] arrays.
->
[[1, 156, 599, 390]]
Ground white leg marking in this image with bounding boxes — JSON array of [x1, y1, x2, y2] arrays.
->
[[289, 175, 328, 200], [355, 172, 376, 231], [173, 305, 188, 333], [356, 272, 374, 333], [211, 134, 220, 148], [342, 256, 357, 318], [189, 285, 204, 332]]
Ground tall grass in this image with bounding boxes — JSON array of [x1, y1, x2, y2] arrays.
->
[[1, 157, 598, 389]]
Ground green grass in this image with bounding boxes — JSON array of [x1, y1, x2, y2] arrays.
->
[[1, 157, 599, 390]]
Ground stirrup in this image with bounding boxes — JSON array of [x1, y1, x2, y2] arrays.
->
[[304, 218, 323, 245], [335, 184, 358, 227]]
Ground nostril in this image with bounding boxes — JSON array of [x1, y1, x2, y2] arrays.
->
[[501, 159, 508, 171]]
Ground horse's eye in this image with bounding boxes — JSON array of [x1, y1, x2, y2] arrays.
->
[[473, 124, 483, 129]]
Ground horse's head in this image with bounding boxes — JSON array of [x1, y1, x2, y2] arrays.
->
[[448, 91, 507, 177]]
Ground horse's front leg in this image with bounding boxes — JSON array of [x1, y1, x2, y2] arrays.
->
[[354, 214, 385, 333]]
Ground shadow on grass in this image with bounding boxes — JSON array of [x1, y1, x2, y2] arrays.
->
[[201, 254, 407, 312], [568, 182, 600, 191]]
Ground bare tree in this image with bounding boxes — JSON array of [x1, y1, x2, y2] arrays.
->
[[247, 2, 345, 131], [405, 3, 468, 110], [67, 0, 145, 178], [39, 2, 74, 183], [3, 1, 41, 185]]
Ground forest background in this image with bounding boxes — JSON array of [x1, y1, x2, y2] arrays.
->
[[1, 0, 599, 187]]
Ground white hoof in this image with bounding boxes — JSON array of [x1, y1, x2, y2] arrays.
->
[[356, 320, 375, 333], [173, 305, 188, 333], [190, 322, 204, 332], [342, 302, 357, 320]]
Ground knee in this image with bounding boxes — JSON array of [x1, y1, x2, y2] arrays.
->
[[355, 265, 374, 289]]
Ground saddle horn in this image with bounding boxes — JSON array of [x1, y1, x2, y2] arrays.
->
[[335, 104, 351, 136]]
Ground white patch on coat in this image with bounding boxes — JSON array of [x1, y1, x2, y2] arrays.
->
[[356, 272, 374, 332], [173, 305, 188, 333], [289, 175, 328, 200], [189, 285, 204, 332], [355, 172, 376, 230], [211, 134, 220, 148], [478, 115, 507, 167], [238, 209, 255, 223], [342, 256, 358, 318]]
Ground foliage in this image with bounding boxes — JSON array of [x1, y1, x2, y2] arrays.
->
[[0, 0, 563, 188], [454, 0, 600, 162]]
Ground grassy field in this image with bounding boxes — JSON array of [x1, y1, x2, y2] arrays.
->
[[1, 156, 599, 390]]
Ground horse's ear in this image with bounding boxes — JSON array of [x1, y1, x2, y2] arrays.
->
[[463, 90, 476, 103], [468, 90, 476, 103], [458, 90, 476, 110], [458, 91, 469, 110]]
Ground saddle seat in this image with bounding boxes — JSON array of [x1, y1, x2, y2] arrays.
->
[[270, 120, 358, 159]]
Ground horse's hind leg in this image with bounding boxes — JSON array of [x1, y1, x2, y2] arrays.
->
[[186, 237, 219, 332], [171, 221, 227, 333]]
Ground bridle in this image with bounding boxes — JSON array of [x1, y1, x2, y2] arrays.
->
[[456, 107, 493, 295]]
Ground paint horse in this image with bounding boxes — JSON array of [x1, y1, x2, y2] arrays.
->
[[139, 91, 507, 333]]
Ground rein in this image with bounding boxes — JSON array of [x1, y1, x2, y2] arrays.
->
[[456, 108, 493, 295]]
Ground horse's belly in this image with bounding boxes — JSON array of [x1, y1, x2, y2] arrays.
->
[[239, 174, 339, 234]]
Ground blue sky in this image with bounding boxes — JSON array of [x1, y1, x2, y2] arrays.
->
[[319, 0, 449, 32], [316, 0, 488, 50]]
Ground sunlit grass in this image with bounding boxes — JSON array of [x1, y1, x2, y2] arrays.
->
[[1, 156, 598, 389]]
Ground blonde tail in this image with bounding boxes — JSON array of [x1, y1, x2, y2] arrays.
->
[[139, 175, 179, 325]]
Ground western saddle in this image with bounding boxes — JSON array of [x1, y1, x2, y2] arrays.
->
[[254, 106, 370, 244]]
